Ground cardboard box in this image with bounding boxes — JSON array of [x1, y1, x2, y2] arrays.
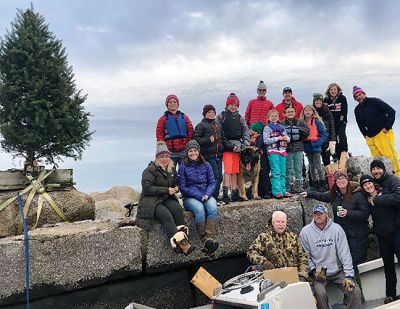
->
[[190, 266, 222, 299], [263, 267, 299, 284]]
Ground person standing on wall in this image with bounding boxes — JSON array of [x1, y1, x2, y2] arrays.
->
[[353, 86, 400, 176]]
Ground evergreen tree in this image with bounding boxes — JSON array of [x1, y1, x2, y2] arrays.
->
[[0, 7, 93, 166]]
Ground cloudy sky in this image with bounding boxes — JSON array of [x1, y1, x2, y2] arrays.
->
[[0, 0, 400, 193]]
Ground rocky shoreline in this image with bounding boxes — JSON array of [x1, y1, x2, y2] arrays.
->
[[0, 156, 393, 308]]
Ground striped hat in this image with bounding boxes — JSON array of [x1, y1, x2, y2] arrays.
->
[[155, 142, 170, 159], [352, 86, 365, 99]]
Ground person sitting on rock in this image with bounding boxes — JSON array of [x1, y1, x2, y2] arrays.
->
[[136, 142, 195, 256], [300, 204, 362, 309], [247, 210, 309, 281], [178, 140, 219, 254], [300, 170, 370, 301]]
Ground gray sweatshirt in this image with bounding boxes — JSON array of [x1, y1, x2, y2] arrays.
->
[[299, 218, 354, 277]]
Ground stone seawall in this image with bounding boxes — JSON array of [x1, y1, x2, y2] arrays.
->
[[0, 194, 380, 308]]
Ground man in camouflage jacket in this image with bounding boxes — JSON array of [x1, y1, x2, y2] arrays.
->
[[247, 210, 309, 281]]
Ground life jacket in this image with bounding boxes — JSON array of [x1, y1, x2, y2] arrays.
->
[[164, 111, 188, 140], [221, 110, 243, 140], [306, 117, 319, 141], [268, 122, 287, 149], [285, 121, 301, 142]]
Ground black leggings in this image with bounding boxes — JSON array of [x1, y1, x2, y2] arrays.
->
[[154, 198, 185, 238]]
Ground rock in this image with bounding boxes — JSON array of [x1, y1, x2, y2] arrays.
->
[[347, 156, 393, 181], [90, 186, 140, 221], [144, 198, 304, 273], [0, 189, 95, 237], [0, 220, 143, 301]]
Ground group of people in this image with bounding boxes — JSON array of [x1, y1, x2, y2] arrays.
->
[[135, 80, 400, 307], [248, 159, 400, 307]]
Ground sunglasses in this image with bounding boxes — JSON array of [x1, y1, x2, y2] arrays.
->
[[258, 89, 266, 92]]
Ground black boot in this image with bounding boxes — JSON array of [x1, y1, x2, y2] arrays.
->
[[230, 189, 239, 202], [222, 186, 230, 204]]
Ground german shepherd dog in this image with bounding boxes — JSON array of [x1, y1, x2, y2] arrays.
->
[[238, 147, 261, 201]]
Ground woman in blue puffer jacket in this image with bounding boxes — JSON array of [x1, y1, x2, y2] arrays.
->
[[178, 140, 219, 254]]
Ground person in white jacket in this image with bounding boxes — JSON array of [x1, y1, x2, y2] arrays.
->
[[300, 204, 362, 309]]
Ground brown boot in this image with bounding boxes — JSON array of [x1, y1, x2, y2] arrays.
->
[[203, 219, 219, 254], [177, 225, 189, 237], [170, 231, 195, 256], [195, 222, 206, 240]]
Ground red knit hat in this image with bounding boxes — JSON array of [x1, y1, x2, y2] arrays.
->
[[165, 94, 180, 107], [352, 86, 365, 99], [226, 93, 240, 107]]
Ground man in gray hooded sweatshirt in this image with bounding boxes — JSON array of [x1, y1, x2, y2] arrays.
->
[[300, 204, 362, 309]]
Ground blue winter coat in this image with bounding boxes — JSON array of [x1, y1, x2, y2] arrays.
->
[[303, 118, 328, 153], [178, 160, 216, 201]]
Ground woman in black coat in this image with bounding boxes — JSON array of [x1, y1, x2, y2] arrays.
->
[[324, 83, 348, 160], [136, 142, 195, 256]]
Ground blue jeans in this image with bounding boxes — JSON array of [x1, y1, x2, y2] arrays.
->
[[183, 197, 218, 224], [207, 157, 222, 199], [286, 151, 304, 190], [268, 154, 286, 196]]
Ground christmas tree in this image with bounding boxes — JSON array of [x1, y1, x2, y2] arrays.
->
[[0, 7, 93, 167]]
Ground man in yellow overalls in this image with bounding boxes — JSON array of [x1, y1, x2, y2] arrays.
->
[[353, 86, 400, 176]]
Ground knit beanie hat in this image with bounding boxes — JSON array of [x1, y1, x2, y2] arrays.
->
[[352, 86, 365, 99], [334, 170, 349, 181], [250, 122, 265, 134], [155, 142, 170, 159], [226, 92, 240, 107], [202, 104, 216, 117], [185, 140, 201, 154], [370, 159, 386, 172], [257, 80, 267, 90], [360, 175, 374, 187], [165, 94, 180, 108], [313, 93, 323, 104]]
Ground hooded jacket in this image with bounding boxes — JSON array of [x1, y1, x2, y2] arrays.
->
[[300, 218, 354, 277], [137, 161, 178, 221]]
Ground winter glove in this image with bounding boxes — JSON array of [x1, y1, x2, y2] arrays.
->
[[328, 141, 336, 155], [342, 277, 356, 292], [312, 267, 327, 282], [299, 276, 308, 282], [262, 260, 275, 270]]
